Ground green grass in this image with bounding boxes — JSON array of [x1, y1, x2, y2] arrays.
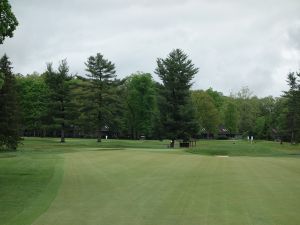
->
[[1, 138, 300, 225], [0, 147, 63, 225], [19, 138, 171, 153], [187, 140, 300, 157]]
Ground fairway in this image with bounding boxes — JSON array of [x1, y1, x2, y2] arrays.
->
[[1, 139, 300, 225], [3, 1, 300, 224]]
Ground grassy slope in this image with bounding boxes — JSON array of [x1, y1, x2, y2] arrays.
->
[[0, 151, 63, 225], [187, 140, 300, 156], [1, 138, 300, 225]]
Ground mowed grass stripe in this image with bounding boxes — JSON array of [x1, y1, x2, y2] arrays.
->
[[1, 138, 300, 225], [32, 149, 300, 225], [0, 154, 64, 225]]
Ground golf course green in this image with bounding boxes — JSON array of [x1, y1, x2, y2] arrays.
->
[[1, 138, 300, 225]]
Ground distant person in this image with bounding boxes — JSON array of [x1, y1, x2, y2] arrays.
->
[[251, 136, 253, 144], [247, 136, 250, 142]]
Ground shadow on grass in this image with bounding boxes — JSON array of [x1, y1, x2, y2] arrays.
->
[[187, 148, 299, 157], [91, 148, 125, 151], [187, 149, 230, 156], [0, 149, 18, 158], [184, 140, 300, 157], [18, 146, 127, 155]]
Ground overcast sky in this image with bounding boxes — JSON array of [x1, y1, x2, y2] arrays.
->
[[1, 0, 300, 97]]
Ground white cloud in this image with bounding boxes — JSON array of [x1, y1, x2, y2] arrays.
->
[[1, 0, 300, 97]]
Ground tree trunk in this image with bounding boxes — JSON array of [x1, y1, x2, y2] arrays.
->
[[97, 88, 102, 143], [131, 127, 134, 140], [61, 124, 65, 143], [291, 131, 294, 144], [97, 127, 102, 142], [61, 100, 65, 143], [170, 139, 175, 148]]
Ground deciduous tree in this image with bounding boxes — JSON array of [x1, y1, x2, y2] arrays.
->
[[17, 73, 49, 136], [125, 72, 157, 139], [224, 101, 239, 135], [0, 0, 18, 44], [192, 91, 220, 138]]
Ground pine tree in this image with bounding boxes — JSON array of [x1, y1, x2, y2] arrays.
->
[[44, 59, 72, 142], [85, 53, 116, 142], [0, 55, 20, 150], [155, 49, 199, 147], [284, 72, 300, 143]]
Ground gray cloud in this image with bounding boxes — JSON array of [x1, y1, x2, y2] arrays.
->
[[1, 0, 300, 97]]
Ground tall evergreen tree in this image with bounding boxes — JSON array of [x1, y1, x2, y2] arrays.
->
[[0, 0, 18, 44], [0, 55, 20, 150], [284, 72, 300, 143], [85, 53, 116, 142], [44, 59, 72, 142], [0, 69, 4, 89], [155, 49, 199, 147]]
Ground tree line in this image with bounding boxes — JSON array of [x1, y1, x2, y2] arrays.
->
[[1, 49, 300, 151], [0, 0, 299, 150]]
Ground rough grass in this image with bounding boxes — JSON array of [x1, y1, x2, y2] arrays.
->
[[0, 138, 300, 225]]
